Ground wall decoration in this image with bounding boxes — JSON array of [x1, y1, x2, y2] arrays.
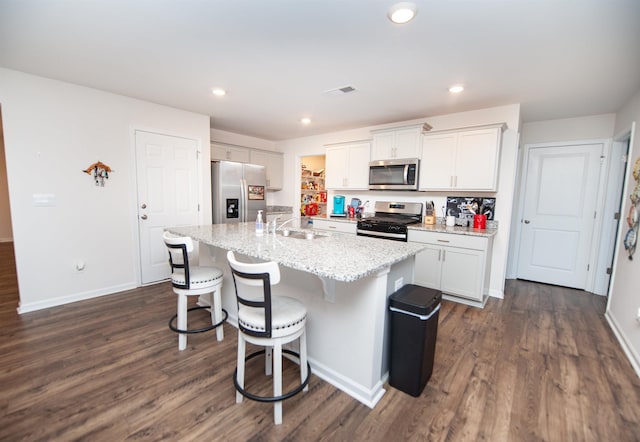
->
[[624, 157, 640, 260], [83, 161, 113, 187]]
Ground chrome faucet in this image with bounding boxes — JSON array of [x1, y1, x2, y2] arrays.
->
[[272, 217, 297, 234]]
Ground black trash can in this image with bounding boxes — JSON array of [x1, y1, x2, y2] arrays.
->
[[388, 284, 441, 397]]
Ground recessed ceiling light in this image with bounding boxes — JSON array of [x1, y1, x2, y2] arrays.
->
[[388, 2, 417, 24], [212, 88, 226, 96], [449, 85, 464, 94], [301, 117, 311, 125]]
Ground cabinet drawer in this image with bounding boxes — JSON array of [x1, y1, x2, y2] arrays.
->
[[313, 219, 356, 234], [408, 230, 487, 250]]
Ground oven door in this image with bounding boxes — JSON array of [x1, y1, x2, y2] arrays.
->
[[368, 159, 419, 190]]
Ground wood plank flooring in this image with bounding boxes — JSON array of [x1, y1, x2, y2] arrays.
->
[[1, 241, 639, 441]]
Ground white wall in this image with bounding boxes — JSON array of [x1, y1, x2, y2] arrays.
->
[[0, 110, 13, 241], [275, 104, 522, 299], [608, 88, 640, 374], [0, 68, 211, 312]]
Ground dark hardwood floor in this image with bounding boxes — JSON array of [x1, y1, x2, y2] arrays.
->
[[1, 241, 639, 441]]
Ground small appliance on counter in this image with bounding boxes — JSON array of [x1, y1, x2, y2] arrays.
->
[[424, 200, 436, 225], [331, 195, 346, 217]]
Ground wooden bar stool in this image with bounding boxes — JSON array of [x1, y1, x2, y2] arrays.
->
[[227, 250, 310, 425], [163, 231, 227, 351]]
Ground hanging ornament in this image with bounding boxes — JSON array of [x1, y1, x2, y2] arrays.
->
[[83, 161, 113, 187]]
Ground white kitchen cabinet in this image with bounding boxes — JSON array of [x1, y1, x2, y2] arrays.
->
[[211, 143, 250, 163], [325, 141, 370, 190], [250, 149, 284, 190], [371, 123, 430, 160], [408, 230, 493, 306], [419, 123, 505, 191], [312, 218, 357, 234]]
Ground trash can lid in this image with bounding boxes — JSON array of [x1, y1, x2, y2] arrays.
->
[[389, 284, 442, 316]]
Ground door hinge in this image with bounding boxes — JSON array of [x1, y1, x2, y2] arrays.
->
[[197, 203, 200, 212], [594, 211, 597, 219], [587, 264, 590, 271], [614, 212, 620, 220], [606, 267, 612, 275]]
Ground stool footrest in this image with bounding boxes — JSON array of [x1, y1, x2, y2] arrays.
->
[[169, 306, 228, 334], [234, 349, 311, 403]]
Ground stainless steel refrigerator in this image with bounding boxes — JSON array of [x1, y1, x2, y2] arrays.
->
[[211, 161, 267, 224]]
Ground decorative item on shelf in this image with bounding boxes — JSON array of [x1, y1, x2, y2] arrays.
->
[[83, 161, 113, 187], [624, 157, 640, 260]]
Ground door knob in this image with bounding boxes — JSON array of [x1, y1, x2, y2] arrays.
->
[[141, 214, 148, 220], [141, 203, 147, 209], [523, 219, 530, 224]]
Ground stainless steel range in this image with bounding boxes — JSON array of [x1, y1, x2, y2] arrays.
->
[[356, 201, 423, 242]]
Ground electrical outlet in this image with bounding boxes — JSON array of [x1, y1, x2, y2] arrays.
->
[[394, 277, 404, 292]]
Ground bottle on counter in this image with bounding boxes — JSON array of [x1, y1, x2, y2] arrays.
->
[[256, 210, 264, 236]]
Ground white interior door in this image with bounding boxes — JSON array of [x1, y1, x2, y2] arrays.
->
[[517, 143, 603, 289], [135, 130, 199, 284]]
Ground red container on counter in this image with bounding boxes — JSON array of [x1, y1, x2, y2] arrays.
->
[[473, 214, 487, 229]]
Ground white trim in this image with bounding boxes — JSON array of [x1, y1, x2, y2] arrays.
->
[[17, 282, 136, 314], [605, 310, 640, 377]]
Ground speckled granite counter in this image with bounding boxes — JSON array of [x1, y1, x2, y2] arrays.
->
[[166, 222, 425, 282]]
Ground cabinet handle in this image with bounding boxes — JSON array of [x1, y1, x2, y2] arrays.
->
[[437, 239, 450, 243], [438, 249, 442, 261], [442, 250, 446, 262], [329, 226, 337, 229], [450, 176, 454, 187], [523, 219, 530, 224]]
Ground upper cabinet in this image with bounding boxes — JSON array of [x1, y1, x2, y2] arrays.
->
[[211, 143, 250, 163], [325, 141, 370, 190], [371, 123, 431, 160], [419, 123, 506, 192], [250, 150, 284, 190]]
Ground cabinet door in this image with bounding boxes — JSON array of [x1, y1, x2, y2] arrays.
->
[[394, 127, 422, 159], [420, 133, 457, 190], [325, 146, 349, 189], [455, 128, 501, 191], [346, 142, 371, 189], [414, 245, 442, 289], [440, 246, 484, 301], [313, 219, 356, 234], [211, 143, 250, 163], [371, 132, 395, 159], [250, 150, 283, 190]]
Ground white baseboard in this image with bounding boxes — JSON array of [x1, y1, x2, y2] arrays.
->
[[307, 355, 386, 409], [605, 310, 640, 377], [17, 282, 137, 314], [489, 288, 504, 299]]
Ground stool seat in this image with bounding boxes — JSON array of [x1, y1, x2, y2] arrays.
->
[[239, 296, 306, 338], [171, 266, 223, 291]]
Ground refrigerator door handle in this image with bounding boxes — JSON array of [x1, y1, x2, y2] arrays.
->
[[240, 178, 247, 222]]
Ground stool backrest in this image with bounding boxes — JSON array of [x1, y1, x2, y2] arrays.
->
[[227, 250, 280, 338], [163, 231, 194, 290]]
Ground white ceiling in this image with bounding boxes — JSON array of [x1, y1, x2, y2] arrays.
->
[[1, 0, 639, 141]]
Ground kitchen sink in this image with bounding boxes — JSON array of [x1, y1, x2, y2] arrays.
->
[[278, 230, 327, 240]]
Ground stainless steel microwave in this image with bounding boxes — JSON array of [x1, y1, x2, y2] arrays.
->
[[368, 158, 419, 190]]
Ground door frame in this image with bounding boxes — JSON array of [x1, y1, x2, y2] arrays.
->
[[512, 139, 610, 294], [129, 126, 204, 286]]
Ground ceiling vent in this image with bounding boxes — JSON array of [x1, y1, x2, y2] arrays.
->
[[324, 85, 357, 96]]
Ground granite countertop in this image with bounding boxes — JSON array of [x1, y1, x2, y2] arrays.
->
[[310, 215, 498, 238], [165, 223, 426, 283]]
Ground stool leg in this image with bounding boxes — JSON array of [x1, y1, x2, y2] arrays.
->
[[236, 333, 245, 404], [211, 285, 224, 341], [265, 346, 273, 376], [273, 342, 283, 425], [177, 294, 187, 351], [300, 330, 309, 392]]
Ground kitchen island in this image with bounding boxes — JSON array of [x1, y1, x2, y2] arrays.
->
[[166, 222, 426, 408]]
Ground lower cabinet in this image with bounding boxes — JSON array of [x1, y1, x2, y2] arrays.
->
[[408, 230, 493, 306], [312, 218, 357, 234]]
